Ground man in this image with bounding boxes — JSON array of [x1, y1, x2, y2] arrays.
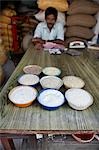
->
[[32, 7, 64, 50]]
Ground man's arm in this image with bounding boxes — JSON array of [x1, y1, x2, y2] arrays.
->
[[32, 37, 45, 45], [48, 39, 65, 45], [52, 23, 65, 45], [32, 23, 45, 45]]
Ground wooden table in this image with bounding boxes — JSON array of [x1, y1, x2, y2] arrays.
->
[[0, 45, 99, 149]]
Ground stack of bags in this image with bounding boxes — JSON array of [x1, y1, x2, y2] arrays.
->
[[0, 7, 16, 51], [65, 0, 99, 45], [0, 38, 8, 86], [0, 65, 4, 86], [37, 0, 68, 12], [35, 0, 69, 27], [20, 16, 39, 37]]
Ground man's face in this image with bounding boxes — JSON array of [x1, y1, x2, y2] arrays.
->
[[46, 14, 56, 29]]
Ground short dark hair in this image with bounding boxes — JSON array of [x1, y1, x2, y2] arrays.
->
[[45, 7, 58, 20]]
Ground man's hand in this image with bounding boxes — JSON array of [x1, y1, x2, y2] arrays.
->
[[52, 39, 65, 45], [32, 38, 45, 44], [34, 43, 43, 50]]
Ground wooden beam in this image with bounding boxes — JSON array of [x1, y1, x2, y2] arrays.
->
[[0, 138, 16, 150]]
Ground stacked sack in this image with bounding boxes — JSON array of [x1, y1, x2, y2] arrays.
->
[[37, 0, 68, 12], [20, 16, 39, 37], [0, 7, 16, 51], [65, 0, 99, 45], [21, 16, 39, 51], [0, 38, 8, 86], [0, 65, 4, 86]]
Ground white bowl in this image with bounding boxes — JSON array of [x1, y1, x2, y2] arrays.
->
[[23, 65, 42, 75], [8, 86, 38, 107], [40, 76, 63, 90], [38, 89, 65, 110], [63, 76, 85, 89], [42, 67, 61, 76], [65, 88, 93, 110], [18, 74, 39, 86]]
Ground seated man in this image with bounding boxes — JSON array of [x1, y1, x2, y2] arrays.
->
[[32, 7, 64, 50]]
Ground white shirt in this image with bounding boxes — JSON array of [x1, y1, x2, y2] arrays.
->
[[33, 22, 64, 41]]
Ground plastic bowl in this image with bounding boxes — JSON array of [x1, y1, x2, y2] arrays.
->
[[65, 88, 93, 110], [37, 89, 65, 110], [62, 76, 85, 89], [23, 65, 42, 75], [72, 133, 95, 143], [40, 76, 63, 90], [18, 74, 39, 86], [42, 67, 61, 76], [8, 86, 37, 107]]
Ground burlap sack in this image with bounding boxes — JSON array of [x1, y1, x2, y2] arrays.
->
[[67, 0, 99, 15], [67, 14, 96, 27], [0, 66, 4, 86], [38, 0, 68, 12], [2, 8, 16, 17], [0, 41, 8, 65], [66, 26, 94, 39], [0, 15, 11, 24], [0, 23, 12, 29], [2, 36, 13, 43], [0, 51, 8, 65]]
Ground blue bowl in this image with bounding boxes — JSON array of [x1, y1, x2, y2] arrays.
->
[[37, 89, 65, 110]]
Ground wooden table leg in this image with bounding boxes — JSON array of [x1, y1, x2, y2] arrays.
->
[[28, 135, 38, 149], [42, 134, 48, 150], [0, 138, 16, 150]]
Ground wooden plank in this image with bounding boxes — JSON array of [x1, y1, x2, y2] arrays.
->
[[0, 45, 99, 133], [0, 138, 15, 150]]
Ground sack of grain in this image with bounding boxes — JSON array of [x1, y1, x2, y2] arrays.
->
[[0, 66, 4, 86], [0, 38, 8, 65], [2, 8, 16, 17], [1, 28, 12, 36], [5, 46, 13, 51], [35, 10, 66, 26], [66, 26, 94, 40], [38, 0, 68, 12], [67, 14, 96, 27], [0, 15, 11, 24], [29, 18, 39, 25], [21, 23, 34, 28], [22, 33, 32, 51], [2, 36, 13, 43], [67, 0, 99, 15], [0, 23, 12, 29], [0, 50, 8, 65]]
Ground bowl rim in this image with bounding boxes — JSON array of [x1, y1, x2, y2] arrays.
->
[[62, 75, 85, 88], [23, 64, 42, 75], [18, 74, 40, 86], [65, 88, 93, 110], [8, 85, 38, 105], [40, 75, 63, 89], [37, 88, 65, 108], [42, 67, 61, 76], [72, 133, 95, 143]]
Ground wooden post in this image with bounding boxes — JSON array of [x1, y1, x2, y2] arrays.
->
[[0, 138, 16, 150]]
